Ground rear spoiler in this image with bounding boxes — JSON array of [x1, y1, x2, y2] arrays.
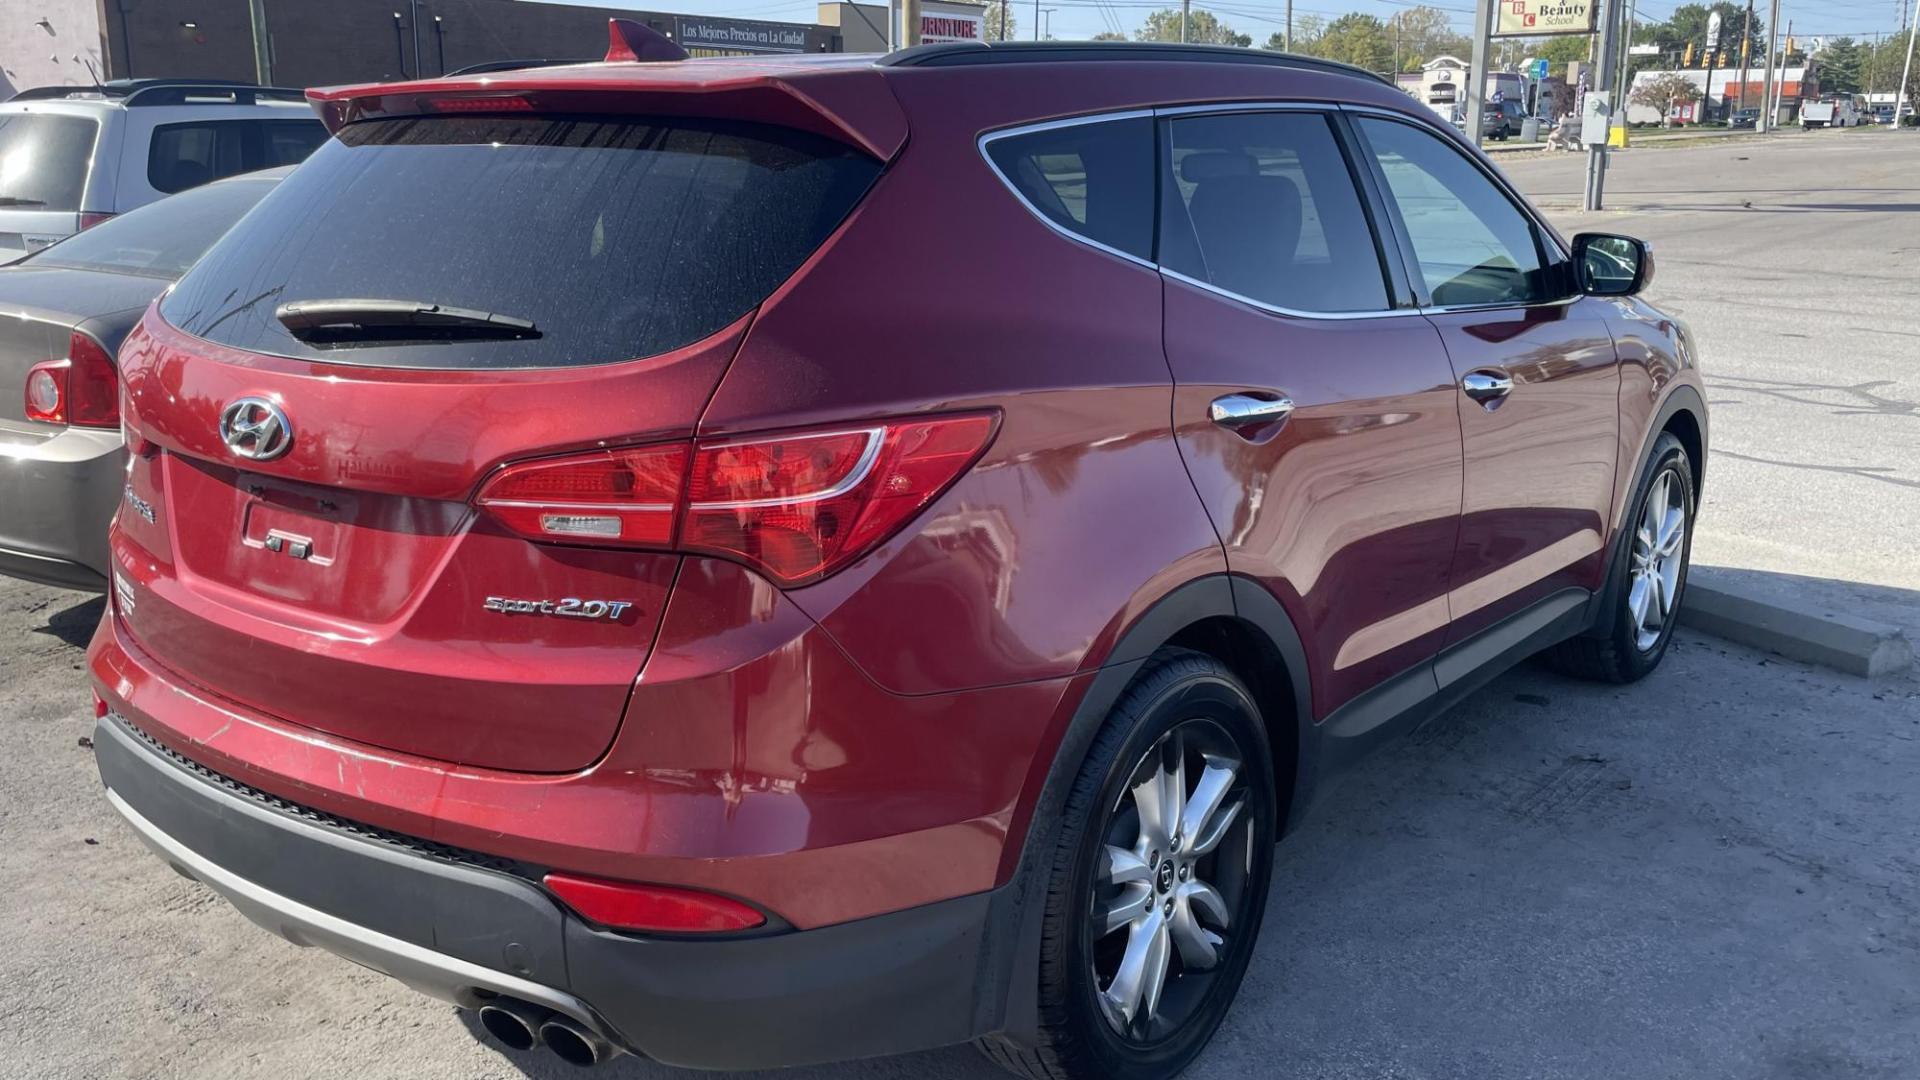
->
[[305, 19, 906, 161]]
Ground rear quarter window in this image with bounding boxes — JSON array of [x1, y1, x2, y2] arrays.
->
[[984, 116, 1155, 261], [161, 114, 880, 370], [0, 113, 100, 212], [148, 119, 327, 194]]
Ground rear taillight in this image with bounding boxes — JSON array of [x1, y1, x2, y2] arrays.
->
[[21, 332, 119, 428], [543, 872, 765, 933], [77, 211, 116, 231], [475, 413, 996, 586], [477, 443, 687, 547]]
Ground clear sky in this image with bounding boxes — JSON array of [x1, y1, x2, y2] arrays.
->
[[529, 0, 1913, 52]]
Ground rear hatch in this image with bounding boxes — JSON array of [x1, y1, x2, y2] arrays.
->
[[114, 96, 884, 772], [0, 110, 99, 263]]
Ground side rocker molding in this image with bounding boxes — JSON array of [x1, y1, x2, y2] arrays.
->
[[982, 573, 1313, 1046]]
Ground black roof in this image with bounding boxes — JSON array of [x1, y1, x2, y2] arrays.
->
[[10, 78, 305, 107], [876, 41, 1390, 86]]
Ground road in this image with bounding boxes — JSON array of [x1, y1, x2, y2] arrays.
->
[[2, 134, 1918, 1080], [1499, 130, 1920, 638]]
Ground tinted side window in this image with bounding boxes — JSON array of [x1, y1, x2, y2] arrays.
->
[[1159, 111, 1389, 313], [148, 119, 326, 193], [985, 117, 1154, 261], [1356, 117, 1550, 307]]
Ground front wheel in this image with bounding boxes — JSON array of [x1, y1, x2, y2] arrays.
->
[[978, 650, 1276, 1080], [1545, 431, 1695, 683]]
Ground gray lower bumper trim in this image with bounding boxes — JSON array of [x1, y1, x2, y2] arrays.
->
[[103, 787, 616, 1048]]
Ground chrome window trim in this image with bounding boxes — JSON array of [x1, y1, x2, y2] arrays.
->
[[1161, 267, 1429, 321], [976, 102, 1575, 323], [977, 110, 1159, 271]]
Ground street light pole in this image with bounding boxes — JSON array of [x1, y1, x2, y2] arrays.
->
[[1466, 0, 1493, 149], [246, 0, 271, 84]]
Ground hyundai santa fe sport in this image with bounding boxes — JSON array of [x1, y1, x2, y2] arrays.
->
[[89, 31, 1707, 1079]]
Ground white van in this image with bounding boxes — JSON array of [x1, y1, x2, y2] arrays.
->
[[1802, 94, 1862, 128]]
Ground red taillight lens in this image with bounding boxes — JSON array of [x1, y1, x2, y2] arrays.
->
[[77, 211, 116, 231], [426, 95, 536, 113], [684, 415, 996, 585], [24, 360, 67, 423], [475, 413, 996, 585], [66, 331, 120, 428], [476, 443, 687, 547], [543, 872, 766, 933]]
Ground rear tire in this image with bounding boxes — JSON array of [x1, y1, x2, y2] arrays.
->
[[1544, 432, 1694, 684], [977, 649, 1276, 1080]]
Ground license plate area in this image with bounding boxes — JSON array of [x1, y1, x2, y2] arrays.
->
[[242, 496, 341, 567]]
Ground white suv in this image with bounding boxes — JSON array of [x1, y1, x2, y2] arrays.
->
[[0, 79, 324, 263]]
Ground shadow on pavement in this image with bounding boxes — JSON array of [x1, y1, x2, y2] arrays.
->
[[31, 594, 105, 649]]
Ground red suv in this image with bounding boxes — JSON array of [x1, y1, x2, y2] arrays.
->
[[90, 37, 1706, 1079]]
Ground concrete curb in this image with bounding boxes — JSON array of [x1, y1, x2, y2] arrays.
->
[[1680, 578, 1914, 678]]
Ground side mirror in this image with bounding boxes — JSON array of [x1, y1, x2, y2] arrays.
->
[[1572, 232, 1654, 296]]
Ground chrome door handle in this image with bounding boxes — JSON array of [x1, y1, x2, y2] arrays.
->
[[1460, 371, 1514, 404], [1209, 393, 1295, 428]]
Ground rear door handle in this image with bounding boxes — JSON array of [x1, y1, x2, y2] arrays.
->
[[1460, 370, 1514, 405], [1209, 393, 1295, 428]]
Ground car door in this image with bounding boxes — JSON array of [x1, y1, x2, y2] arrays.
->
[[1157, 106, 1465, 720], [1348, 113, 1621, 653]]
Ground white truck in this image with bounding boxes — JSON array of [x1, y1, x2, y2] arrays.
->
[[1802, 95, 1862, 129]]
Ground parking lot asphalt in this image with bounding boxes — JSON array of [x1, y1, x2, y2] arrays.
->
[[3, 135, 1918, 1080], [1498, 131, 1920, 641]]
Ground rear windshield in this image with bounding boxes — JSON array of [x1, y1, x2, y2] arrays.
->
[[32, 175, 276, 279], [0, 113, 100, 212], [161, 114, 880, 370]]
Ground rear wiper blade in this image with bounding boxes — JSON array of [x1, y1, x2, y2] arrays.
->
[[274, 298, 539, 345], [0, 196, 48, 207]]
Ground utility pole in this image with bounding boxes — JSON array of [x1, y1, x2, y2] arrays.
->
[[1702, 10, 1721, 123], [1901, 1, 1920, 128], [246, 0, 272, 84], [1738, 0, 1754, 112], [1466, 0, 1493, 148], [409, 0, 421, 82], [1181, 0, 1191, 43], [1585, 0, 1624, 209], [902, 0, 922, 46], [1000, 0, 1009, 41], [1042, 7, 1054, 39], [1033, 0, 1040, 40], [1759, 0, 1781, 130], [1285, 0, 1293, 50]]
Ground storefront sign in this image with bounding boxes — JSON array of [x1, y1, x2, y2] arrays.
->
[[673, 16, 812, 54], [1494, 0, 1597, 37], [920, 6, 986, 43]]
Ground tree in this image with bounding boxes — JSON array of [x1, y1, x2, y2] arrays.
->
[[1384, 6, 1469, 72], [1265, 14, 1324, 54], [1135, 8, 1249, 47], [1092, 31, 1127, 42], [1534, 35, 1590, 67], [1631, 70, 1702, 125], [1311, 13, 1393, 72], [1818, 37, 1865, 94], [981, 2, 1015, 42], [1653, 3, 1764, 71]]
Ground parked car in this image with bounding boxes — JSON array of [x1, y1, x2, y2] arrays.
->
[[0, 168, 285, 590], [1730, 107, 1760, 128], [0, 79, 322, 263], [1450, 102, 1505, 140], [1872, 105, 1896, 124], [88, 36, 1708, 1080], [1801, 95, 1861, 128]]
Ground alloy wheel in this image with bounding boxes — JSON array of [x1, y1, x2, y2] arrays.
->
[[1627, 468, 1687, 651], [1088, 719, 1257, 1043]]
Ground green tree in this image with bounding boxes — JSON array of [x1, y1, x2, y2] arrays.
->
[[1092, 31, 1128, 42], [1265, 14, 1324, 53], [1631, 70, 1702, 125], [981, 2, 1015, 41], [1312, 13, 1393, 72], [1384, 6, 1469, 72], [1135, 7, 1249, 46], [1817, 37, 1865, 93], [1654, 3, 1764, 70], [1534, 35, 1590, 67]]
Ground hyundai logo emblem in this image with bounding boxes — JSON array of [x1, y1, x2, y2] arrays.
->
[[219, 397, 293, 461]]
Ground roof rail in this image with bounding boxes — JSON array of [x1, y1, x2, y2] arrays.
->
[[877, 41, 1390, 86], [8, 79, 306, 107]]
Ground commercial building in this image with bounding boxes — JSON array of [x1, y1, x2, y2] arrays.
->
[[1624, 65, 1819, 125], [3, 0, 994, 97]]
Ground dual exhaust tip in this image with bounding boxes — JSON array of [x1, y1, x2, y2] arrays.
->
[[477, 998, 614, 1067]]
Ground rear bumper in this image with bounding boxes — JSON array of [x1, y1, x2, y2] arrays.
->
[[95, 711, 1005, 1070], [0, 423, 121, 589]]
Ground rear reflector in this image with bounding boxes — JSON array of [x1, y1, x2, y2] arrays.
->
[[543, 872, 766, 933], [475, 413, 997, 586]]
